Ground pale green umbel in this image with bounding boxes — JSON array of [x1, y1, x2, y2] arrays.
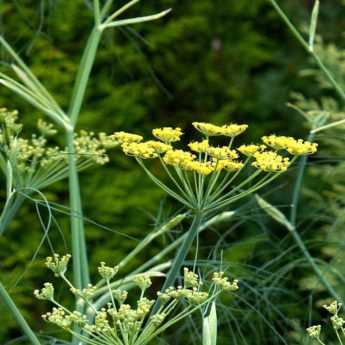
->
[[0, 1, 171, 344], [34, 254, 238, 345]]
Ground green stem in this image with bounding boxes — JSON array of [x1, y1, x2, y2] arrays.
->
[[290, 134, 315, 226], [133, 211, 234, 275], [66, 131, 89, 290], [68, 27, 102, 126], [161, 212, 203, 290], [0, 282, 41, 345], [66, 23, 103, 290], [65, 26, 103, 345], [289, 133, 341, 301], [149, 213, 204, 315]]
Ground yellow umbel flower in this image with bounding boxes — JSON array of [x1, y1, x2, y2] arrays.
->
[[188, 140, 209, 153], [252, 151, 290, 172], [285, 139, 318, 155], [153, 127, 183, 143], [163, 150, 195, 167], [192, 122, 223, 136], [262, 135, 318, 155], [213, 159, 244, 172], [238, 144, 265, 156], [183, 161, 214, 175], [122, 142, 158, 159], [220, 124, 248, 137], [114, 131, 143, 144], [207, 146, 239, 160], [145, 140, 172, 154]]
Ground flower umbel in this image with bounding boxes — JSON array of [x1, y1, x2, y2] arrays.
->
[[0, 108, 119, 190], [35, 256, 237, 345], [117, 122, 317, 212]]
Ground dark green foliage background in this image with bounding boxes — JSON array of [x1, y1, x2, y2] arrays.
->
[[0, 0, 344, 343]]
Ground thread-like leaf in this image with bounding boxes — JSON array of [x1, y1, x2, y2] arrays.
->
[[102, 9, 172, 29], [203, 302, 217, 345], [255, 194, 294, 232], [309, 0, 320, 52]]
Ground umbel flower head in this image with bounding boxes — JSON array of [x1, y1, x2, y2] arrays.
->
[[306, 300, 345, 343], [117, 122, 318, 213], [35, 255, 238, 345], [0, 108, 120, 190]]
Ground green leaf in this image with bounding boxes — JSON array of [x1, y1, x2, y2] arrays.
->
[[203, 302, 217, 345], [309, 0, 319, 52], [255, 194, 294, 232]]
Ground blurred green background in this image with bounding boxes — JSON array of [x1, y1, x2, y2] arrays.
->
[[1, 0, 345, 344]]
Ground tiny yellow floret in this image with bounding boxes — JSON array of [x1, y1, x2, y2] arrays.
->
[[153, 127, 183, 143]]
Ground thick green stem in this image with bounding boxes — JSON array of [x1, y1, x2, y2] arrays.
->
[[68, 27, 102, 126], [66, 25, 102, 289], [66, 131, 89, 290], [66, 25, 102, 345], [0, 282, 41, 345], [161, 212, 203, 291], [150, 212, 203, 314]]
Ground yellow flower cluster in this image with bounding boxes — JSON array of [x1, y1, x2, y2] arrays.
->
[[221, 123, 248, 137], [114, 131, 143, 144], [119, 122, 319, 178], [238, 144, 266, 156], [192, 122, 248, 137], [145, 140, 172, 154], [122, 141, 172, 159], [193, 122, 223, 136], [122, 142, 158, 159], [74, 131, 109, 165], [153, 127, 183, 143], [252, 151, 290, 172], [207, 146, 238, 160], [213, 159, 244, 172], [188, 140, 209, 153], [183, 161, 214, 176], [163, 149, 196, 167], [262, 135, 318, 155]]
